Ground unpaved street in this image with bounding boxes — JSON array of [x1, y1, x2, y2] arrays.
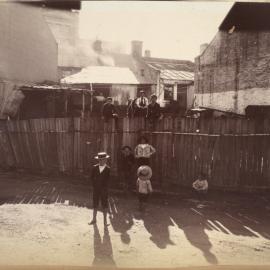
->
[[0, 172, 270, 268]]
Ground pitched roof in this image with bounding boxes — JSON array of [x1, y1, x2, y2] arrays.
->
[[110, 53, 157, 84], [143, 57, 194, 72], [219, 2, 270, 31], [61, 66, 139, 85], [160, 69, 194, 81]]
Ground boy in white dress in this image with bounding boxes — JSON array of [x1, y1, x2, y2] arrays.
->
[[136, 165, 153, 212]]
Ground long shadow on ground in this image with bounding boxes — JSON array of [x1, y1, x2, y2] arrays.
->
[[1, 172, 270, 265]]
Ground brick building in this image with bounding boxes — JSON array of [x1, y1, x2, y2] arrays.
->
[[194, 2, 270, 115]]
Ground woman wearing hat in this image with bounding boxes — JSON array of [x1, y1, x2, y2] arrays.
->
[[89, 152, 111, 226], [137, 165, 153, 212]]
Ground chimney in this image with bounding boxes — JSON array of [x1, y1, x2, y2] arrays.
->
[[131, 40, 143, 58], [200, 43, 208, 55], [93, 40, 102, 53], [144, 50, 151, 57]]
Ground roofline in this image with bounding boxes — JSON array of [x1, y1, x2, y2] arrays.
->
[[143, 56, 194, 65], [198, 31, 220, 58], [218, 2, 236, 30]]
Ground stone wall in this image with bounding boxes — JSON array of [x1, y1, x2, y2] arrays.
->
[[194, 30, 270, 114]]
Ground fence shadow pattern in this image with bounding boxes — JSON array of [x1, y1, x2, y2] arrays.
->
[[0, 117, 270, 190]]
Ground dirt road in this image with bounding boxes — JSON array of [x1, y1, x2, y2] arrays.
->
[[0, 172, 270, 268]]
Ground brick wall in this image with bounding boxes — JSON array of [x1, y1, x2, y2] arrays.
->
[[195, 30, 270, 114], [0, 3, 58, 83]]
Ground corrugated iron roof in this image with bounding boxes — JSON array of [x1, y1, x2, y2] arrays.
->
[[61, 66, 139, 85], [160, 69, 194, 81], [144, 57, 194, 72], [20, 85, 90, 94]]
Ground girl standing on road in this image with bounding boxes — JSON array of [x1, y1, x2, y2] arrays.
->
[[137, 165, 153, 212]]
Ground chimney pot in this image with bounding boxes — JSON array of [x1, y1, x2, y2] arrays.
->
[[131, 40, 143, 58], [200, 43, 208, 54], [144, 50, 151, 57], [93, 40, 102, 53]]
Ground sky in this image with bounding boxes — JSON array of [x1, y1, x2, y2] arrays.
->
[[79, 1, 234, 61]]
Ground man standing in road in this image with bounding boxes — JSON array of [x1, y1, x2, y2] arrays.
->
[[89, 152, 111, 226]]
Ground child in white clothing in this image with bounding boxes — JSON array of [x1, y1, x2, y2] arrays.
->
[[192, 172, 208, 201], [136, 165, 153, 211]]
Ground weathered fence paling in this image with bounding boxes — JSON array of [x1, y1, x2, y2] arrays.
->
[[0, 116, 270, 190]]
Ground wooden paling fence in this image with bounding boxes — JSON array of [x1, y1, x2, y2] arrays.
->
[[0, 116, 270, 190]]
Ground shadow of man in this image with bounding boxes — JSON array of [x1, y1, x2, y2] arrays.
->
[[170, 208, 218, 265], [141, 209, 175, 249], [109, 197, 134, 245], [183, 225, 218, 265], [92, 224, 116, 267]]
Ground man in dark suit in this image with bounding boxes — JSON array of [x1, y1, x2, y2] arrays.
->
[[89, 152, 111, 226], [101, 97, 118, 122]]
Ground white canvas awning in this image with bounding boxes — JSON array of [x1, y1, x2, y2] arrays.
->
[[61, 66, 139, 85]]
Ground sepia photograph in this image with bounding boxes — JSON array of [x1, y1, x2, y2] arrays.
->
[[0, 0, 270, 269]]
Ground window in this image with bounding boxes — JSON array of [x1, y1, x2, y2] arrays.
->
[[140, 69, 145, 76], [164, 84, 174, 101], [177, 85, 187, 109]]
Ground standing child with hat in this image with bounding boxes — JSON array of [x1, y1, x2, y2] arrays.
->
[[89, 152, 111, 226], [137, 165, 153, 212]]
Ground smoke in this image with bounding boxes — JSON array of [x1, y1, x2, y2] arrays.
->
[[58, 38, 128, 68]]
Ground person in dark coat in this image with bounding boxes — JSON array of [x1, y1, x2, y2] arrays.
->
[[146, 94, 162, 129], [147, 94, 161, 119], [89, 152, 111, 226], [101, 97, 118, 122]]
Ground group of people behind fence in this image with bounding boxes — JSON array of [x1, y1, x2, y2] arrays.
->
[[101, 90, 162, 124]]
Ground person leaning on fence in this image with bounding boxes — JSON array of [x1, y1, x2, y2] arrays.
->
[[134, 136, 156, 167], [126, 98, 136, 118], [89, 152, 111, 226], [101, 97, 118, 122], [134, 90, 149, 117], [137, 165, 153, 212], [146, 94, 161, 127], [119, 145, 135, 191], [192, 172, 208, 201]]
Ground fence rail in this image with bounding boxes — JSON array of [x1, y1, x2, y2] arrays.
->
[[0, 116, 270, 191]]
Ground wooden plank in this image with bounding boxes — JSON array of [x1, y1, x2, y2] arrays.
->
[[29, 119, 43, 170], [189, 133, 196, 183], [261, 135, 269, 186], [212, 136, 222, 187], [5, 121, 19, 167]]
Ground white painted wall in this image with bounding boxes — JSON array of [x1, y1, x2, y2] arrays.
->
[[195, 87, 270, 114]]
